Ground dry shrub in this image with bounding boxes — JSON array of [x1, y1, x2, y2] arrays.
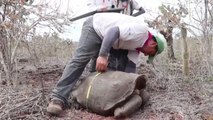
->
[[136, 37, 213, 120], [153, 37, 213, 81], [1, 34, 212, 120], [17, 33, 76, 66]]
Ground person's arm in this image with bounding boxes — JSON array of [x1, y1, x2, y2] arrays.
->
[[96, 27, 120, 72], [99, 27, 120, 57], [132, 0, 145, 13]]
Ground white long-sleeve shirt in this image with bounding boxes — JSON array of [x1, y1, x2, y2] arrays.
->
[[93, 13, 149, 64]]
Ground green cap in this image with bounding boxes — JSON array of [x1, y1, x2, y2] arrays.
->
[[147, 35, 165, 64]]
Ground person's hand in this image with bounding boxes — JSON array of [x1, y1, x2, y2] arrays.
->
[[96, 56, 108, 72]]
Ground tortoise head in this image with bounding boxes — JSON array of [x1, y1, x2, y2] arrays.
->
[[135, 74, 147, 90]]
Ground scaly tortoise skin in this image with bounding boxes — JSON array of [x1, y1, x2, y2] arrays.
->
[[72, 71, 147, 118]]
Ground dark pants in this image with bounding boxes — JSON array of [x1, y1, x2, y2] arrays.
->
[[51, 17, 102, 105], [89, 48, 136, 73], [108, 48, 128, 71]]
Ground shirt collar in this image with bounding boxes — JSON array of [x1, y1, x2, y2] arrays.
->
[[135, 32, 153, 54]]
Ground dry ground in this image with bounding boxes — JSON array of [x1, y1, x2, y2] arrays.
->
[[0, 56, 213, 120]]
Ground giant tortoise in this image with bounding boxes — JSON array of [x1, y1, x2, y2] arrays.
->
[[72, 71, 149, 118]]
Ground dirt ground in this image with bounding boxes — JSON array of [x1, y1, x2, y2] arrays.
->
[[0, 58, 213, 120]]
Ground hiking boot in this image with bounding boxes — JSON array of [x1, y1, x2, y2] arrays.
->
[[47, 99, 64, 115]]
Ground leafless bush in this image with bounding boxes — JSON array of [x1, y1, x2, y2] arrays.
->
[[0, 85, 49, 120], [0, 0, 72, 84], [17, 32, 76, 67]]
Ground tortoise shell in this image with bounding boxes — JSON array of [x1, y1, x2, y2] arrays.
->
[[72, 71, 146, 116]]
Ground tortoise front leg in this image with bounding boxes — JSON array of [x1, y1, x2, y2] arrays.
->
[[114, 94, 142, 118], [139, 89, 150, 106]]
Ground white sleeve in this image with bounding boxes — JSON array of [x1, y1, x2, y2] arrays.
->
[[127, 50, 140, 64], [132, 0, 142, 10]]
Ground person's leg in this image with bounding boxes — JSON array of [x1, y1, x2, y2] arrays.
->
[[108, 48, 118, 71], [124, 60, 136, 73], [88, 57, 97, 73], [116, 49, 128, 71], [108, 48, 136, 73], [50, 17, 102, 107]]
